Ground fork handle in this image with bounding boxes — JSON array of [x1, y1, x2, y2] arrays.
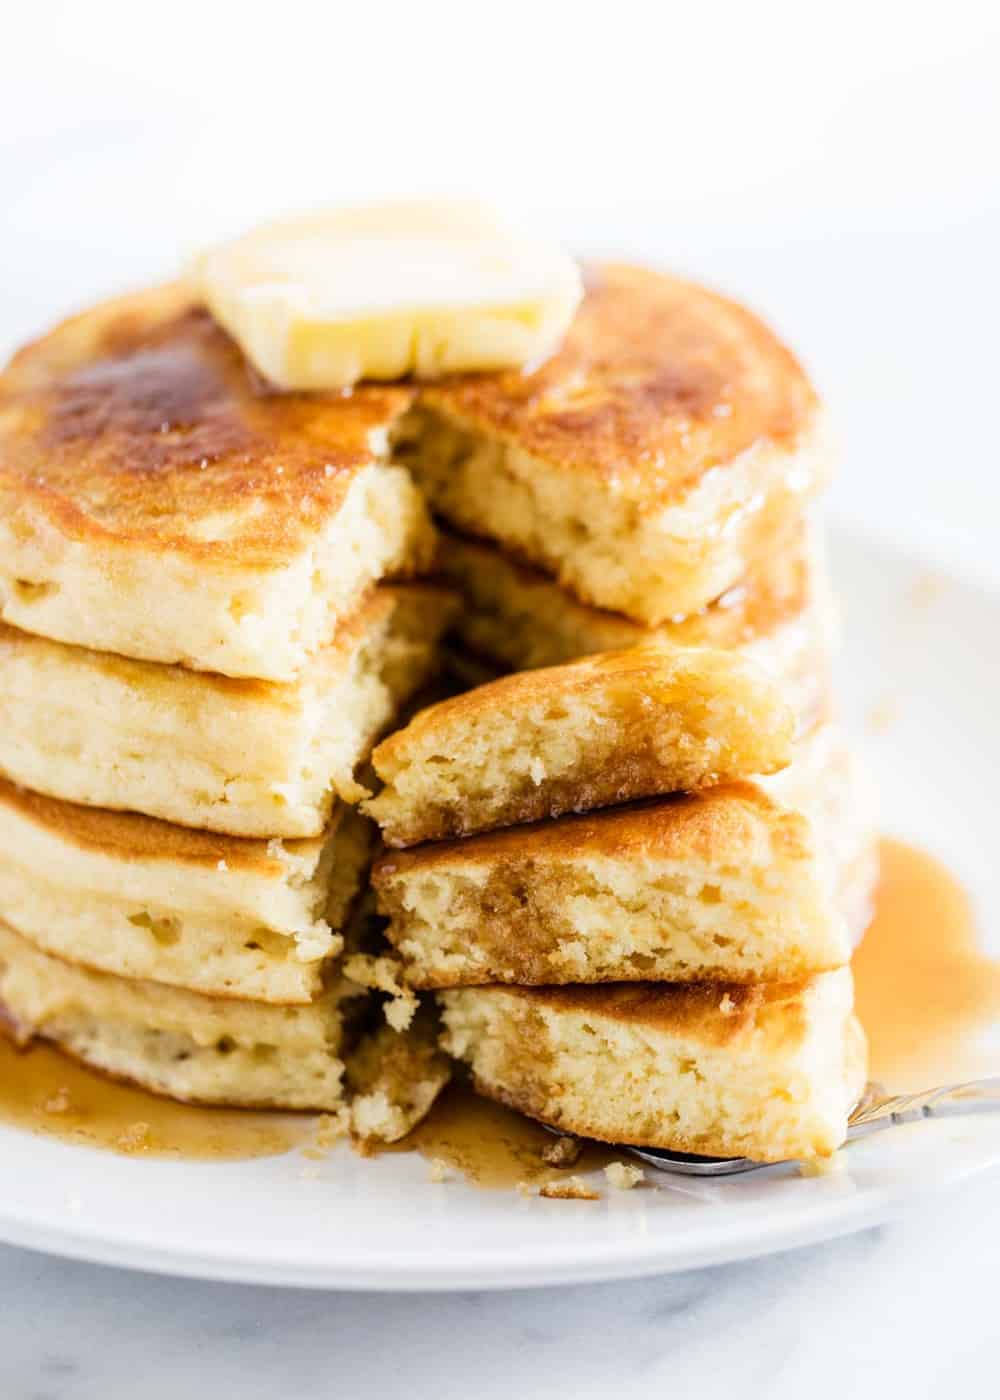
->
[[848, 1077, 1000, 1134]]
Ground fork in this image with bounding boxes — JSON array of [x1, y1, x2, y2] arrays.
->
[[623, 1077, 1000, 1176]]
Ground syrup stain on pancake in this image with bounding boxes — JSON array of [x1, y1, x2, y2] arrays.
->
[[854, 838, 1000, 1091], [0, 1032, 311, 1161], [43, 330, 255, 472]]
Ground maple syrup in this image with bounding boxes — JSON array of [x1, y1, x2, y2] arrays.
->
[[0, 1034, 311, 1161], [853, 838, 1000, 1091], [388, 1081, 619, 1188]]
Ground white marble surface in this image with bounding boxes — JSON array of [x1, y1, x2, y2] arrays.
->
[[3, 1177, 1000, 1399], [2, 6, 999, 1394]]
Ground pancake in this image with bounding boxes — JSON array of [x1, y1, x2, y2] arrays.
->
[[761, 723, 879, 947], [346, 1008, 451, 1144], [375, 785, 844, 988], [396, 263, 829, 625], [374, 725, 869, 988], [440, 969, 865, 1162], [0, 779, 373, 1003], [0, 584, 457, 837], [0, 921, 363, 1110], [0, 285, 435, 679], [436, 518, 836, 735], [364, 646, 796, 847]]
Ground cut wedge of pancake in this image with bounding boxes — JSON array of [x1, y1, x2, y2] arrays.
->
[[0, 285, 435, 679], [436, 519, 835, 735], [0, 779, 373, 1003], [396, 263, 829, 625], [374, 725, 870, 988], [365, 645, 795, 846], [346, 1007, 451, 1145], [0, 922, 364, 1110], [0, 584, 457, 837], [440, 970, 865, 1162]]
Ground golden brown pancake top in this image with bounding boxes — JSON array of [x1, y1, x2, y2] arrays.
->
[[422, 263, 818, 507], [372, 644, 791, 769], [0, 284, 414, 567], [0, 775, 332, 872], [1, 266, 818, 571], [505, 976, 820, 1051], [373, 782, 809, 877]]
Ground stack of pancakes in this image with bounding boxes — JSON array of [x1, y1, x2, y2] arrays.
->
[[0, 286, 456, 1114], [0, 261, 876, 1164], [366, 266, 877, 1164]]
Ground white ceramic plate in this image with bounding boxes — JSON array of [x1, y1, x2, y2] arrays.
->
[[2, 522, 999, 1291]]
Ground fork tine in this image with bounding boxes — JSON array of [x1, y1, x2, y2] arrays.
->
[[624, 1146, 764, 1176]]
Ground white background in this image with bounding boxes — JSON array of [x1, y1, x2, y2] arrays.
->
[[1, 2, 999, 1395], [2, 0, 999, 579]]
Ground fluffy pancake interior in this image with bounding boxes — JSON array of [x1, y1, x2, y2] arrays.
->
[[346, 1008, 451, 1144], [395, 264, 826, 624], [440, 971, 864, 1162], [0, 782, 374, 1002], [398, 404, 826, 626], [435, 521, 837, 736], [365, 646, 795, 846], [761, 722, 879, 944], [0, 585, 457, 838], [0, 921, 364, 1110], [374, 782, 848, 988]]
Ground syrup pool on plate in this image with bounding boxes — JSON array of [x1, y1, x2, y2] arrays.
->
[[0, 1034, 312, 1161], [853, 838, 1000, 1092]]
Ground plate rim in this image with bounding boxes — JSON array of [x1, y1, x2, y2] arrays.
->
[[0, 1150, 996, 1290]]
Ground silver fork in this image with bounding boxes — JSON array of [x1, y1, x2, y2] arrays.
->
[[624, 1077, 1000, 1176]]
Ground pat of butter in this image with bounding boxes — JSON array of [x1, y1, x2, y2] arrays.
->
[[193, 202, 583, 390]]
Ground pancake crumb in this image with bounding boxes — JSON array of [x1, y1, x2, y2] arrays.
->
[[798, 1149, 846, 1178], [604, 1161, 645, 1190], [540, 1135, 582, 1167], [539, 1176, 600, 1201], [43, 1086, 71, 1115], [383, 993, 419, 1033], [428, 1157, 451, 1183], [302, 1108, 350, 1159], [344, 953, 419, 1030], [115, 1121, 150, 1153]]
